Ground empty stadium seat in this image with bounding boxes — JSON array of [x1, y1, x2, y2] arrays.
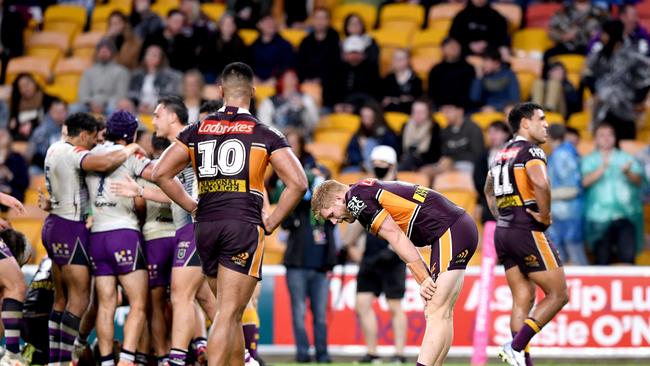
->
[[338, 171, 365, 186], [397, 171, 430, 187], [43, 21, 82, 43], [411, 28, 447, 49], [333, 3, 377, 33], [568, 111, 591, 130], [433, 171, 477, 213], [493, 3, 522, 33], [6, 56, 52, 85], [91, 4, 126, 32], [239, 29, 259, 46], [512, 28, 554, 58], [526, 3, 562, 29], [428, 3, 463, 26], [44, 4, 87, 30], [313, 130, 354, 147], [433, 112, 448, 129], [384, 111, 409, 134], [306, 142, 346, 165], [515, 72, 535, 101], [280, 28, 308, 49], [301, 81, 322, 107], [73, 31, 105, 60], [201, 3, 226, 23], [254, 84, 275, 103], [544, 112, 565, 125], [138, 114, 154, 131], [26, 31, 70, 67], [510, 57, 543, 76], [45, 57, 93, 103], [316, 113, 361, 132], [470, 111, 506, 130], [380, 3, 425, 29]]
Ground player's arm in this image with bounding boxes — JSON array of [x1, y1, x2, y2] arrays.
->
[[343, 222, 366, 263], [265, 148, 308, 234], [152, 142, 197, 213], [483, 171, 498, 219], [110, 175, 171, 204], [81, 143, 143, 173], [376, 214, 436, 300], [0, 192, 24, 214], [526, 161, 551, 226]]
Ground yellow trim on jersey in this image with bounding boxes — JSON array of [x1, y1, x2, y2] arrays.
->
[[525, 159, 546, 169], [370, 209, 389, 235], [496, 195, 523, 208], [248, 226, 265, 278], [199, 179, 247, 194], [532, 231, 558, 270], [438, 228, 453, 275]]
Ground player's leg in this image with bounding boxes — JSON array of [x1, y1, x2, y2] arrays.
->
[[149, 286, 169, 359], [505, 266, 536, 366], [242, 301, 260, 361], [59, 264, 91, 362], [307, 270, 330, 363], [286, 268, 310, 362], [117, 269, 149, 365], [0, 256, 27, 361], [195, 279, 217, 322], [73, 284, 97, 364], [94, 276, 118, 363], [145, 237, 174, 362], [384, 261, 407, 362], [355, 292, 379, 359], [49, 263, 66, 364], [169, 266, 203, 366], [136, 319, 150, 366], [386, 299, 406, 360], [192, 303, 208, 366]]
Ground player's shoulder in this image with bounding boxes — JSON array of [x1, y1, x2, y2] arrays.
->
[[348, 178, 381, 197], [518, 141, 546, 162]]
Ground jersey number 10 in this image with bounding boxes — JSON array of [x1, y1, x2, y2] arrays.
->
[[491, 164, 514, 196], [197, 139, 247, 178]]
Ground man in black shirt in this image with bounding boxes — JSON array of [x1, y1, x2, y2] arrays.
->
[[427, 38, 475, 110]]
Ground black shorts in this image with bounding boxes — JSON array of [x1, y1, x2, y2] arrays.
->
[[356, 254, 406, 299], [430, 212, 478, 278], [495, 226, 563, 274], [194, 220, 265, 279]]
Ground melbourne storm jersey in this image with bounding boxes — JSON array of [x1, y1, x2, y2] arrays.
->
[[176, 106, 290, 225], [490, 136, 548, 232], [44, 141, 90, 221], [171, 164, 198, 229], [345, 179, 464, 246], [139, 177, 175, 241]]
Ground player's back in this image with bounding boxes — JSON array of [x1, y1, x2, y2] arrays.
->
[[139, 177, 175, 241], [86, 142, 151, 233], [44, 140, 89, 221], [491, 137, 548, 232], [177, 106, 289, 225]]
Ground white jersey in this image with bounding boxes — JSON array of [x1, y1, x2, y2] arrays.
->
[[171, 164, 198, 229], [139, 177, 175, 241], [44, 141, 91, 221], [86, 142, 151, 233]]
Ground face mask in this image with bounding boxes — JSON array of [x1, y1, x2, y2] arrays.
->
[[373, 166, 390, 179]]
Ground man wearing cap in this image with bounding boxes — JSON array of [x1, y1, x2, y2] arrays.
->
[[85, 110, 160, 366], [344, 145, 408, 364]]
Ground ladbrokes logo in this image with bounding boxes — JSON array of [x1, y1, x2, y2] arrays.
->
[[524, 254, 540, 267], [232, 252, 249, 267], [198, 120, 255, 135]]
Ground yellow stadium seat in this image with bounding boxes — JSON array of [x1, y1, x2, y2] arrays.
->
[[620, 140, 645, 156], [73, 31, 105, 59], [139, 114, 154, 131], [411, 47, 442, 78], [55, 57, 92, 77], [471, 112, 506, 130], [280, 28, 308, 49], [43, 21, 82, 43], [567, 111, 590, 130], [91, 4, 126, 32], [544, 111, 564, 124], [577, 139, 594, 156], [512, 28, 553, 57], [46, 57, 92, 103], [313, 130, 354, 147], [380, 3, 425, 30], [239, 29, 259, 46], [434, 171, 475, 192], [493, 3, 522, 33], [428, 18, 453, 33], [301, 81, 322, 107], [397, 171, 430, 187], [332, 3, 377, 33], [443, 190, 478, 214], [44, 82, 79, 103], [44, 4, 87, 30], [428, 3, 463, 23], [515, 72, 536, 101], [306, 142, 346, 165], [550, 54, 585, 74], [150, 1, 178, 19], [201, 3, 225, 23], [317, 158, 342, 176], [370, 28, 410, 49], [510, 57, 542, 77], [254, 84, 275, 102], [27, 30, 70, 53], [338, 171, 365, 185], [6, 56, 52, 85], [384, 111, 409, 134], [317, 113, 360, 132], [411, 28, 447, 49], [433, 112, 448, 129], [25, 49, 61, 69]]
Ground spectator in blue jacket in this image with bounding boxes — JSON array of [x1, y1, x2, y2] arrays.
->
[[547, 124, 588, 265], [470, 48, 520, 112], [250, 13, 295, 83]]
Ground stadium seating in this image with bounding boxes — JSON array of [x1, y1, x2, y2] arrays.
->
[[72, 31, 104, 60], [384, 111, 409, 134], [5, 56, 53, 85], [306, 142, 346, 167], [201, 3, 226, 23], [433, 112, 448, 129], [332, 3, 377, 33], [300, 81, 322, 107], [338, 171, 365, 185], [379, 3, 425, 35], [238, 29, 259, 46], [138, 114, 154, 131], [370, 28, 411, 76], [493, 3, 522, 33], [544, 112, 565, 125], [397, 171, 429, 187], [313, 130, 354, 149], [280, 28, 308, 49], [549, 54, 585, 88], [512, 28, 553, 58], [427, 3, 462, 30], [433, 171, 477, 213], [526, 2, 563, 29], [43, 4, 87, 32], [26, 31, 70, 69], [45, 57, 93, 103], [316, 113, 360, 133], [471, 111, 506, 130], [151, 1, 179, 19]]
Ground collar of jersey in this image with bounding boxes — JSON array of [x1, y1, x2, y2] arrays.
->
[[514, 135, 528, 142], [218, 106, 251, 115]]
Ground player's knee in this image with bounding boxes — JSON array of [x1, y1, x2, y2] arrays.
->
[[4, 279, 26, 301], [554, 288, 570, 307]]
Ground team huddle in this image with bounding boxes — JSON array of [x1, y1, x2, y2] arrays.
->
[[0, 58, 566, 366]]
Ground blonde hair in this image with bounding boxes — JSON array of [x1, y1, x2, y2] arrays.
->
[[311, 180, 348, 220]]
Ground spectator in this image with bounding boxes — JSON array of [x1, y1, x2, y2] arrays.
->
[[250, 14, 295, 83], [589, 4, 650, 56], [73, 38, 130, 115], [116, 97, 137, 115], [228, 0, 268, 30], [130, 0, 164, 40], [198, 13, 251, 83], [583, 19, 650, 140], [399, 99, 441, 171], [141, 9, 200, 72], [8, 73, 56, 141], [296, 8, 340, 92], [470, 48, 520, 112], [428, 37, 475, 110], [381, 49, 422, 114], [182, 70, 207, 123], [473, 121, 511, 223], [0, 0, 26, 83], [27, 99, 67, 173], [330, 36, 381, 112], [284, 0, 309, 27], [343, 13, 379, 68], [128, 45, 183, 113], [637, 143, 650, 203], [269, 128, 335, 364], [582, 122, 644, 265], [565, 126, 580, 147], [344, 145, 407, 365], [435, 102, 485, 175], [0, 129, 29, 208], [547, 124, 588, 265], [344, 102, 399, 172], [257, 69, 319, 132], [531, 62, 581, 119], [179, 0, 216, 44], [106, 10, 143, 70], [448, 0, 508, 57], [544, 0, 607, 66]]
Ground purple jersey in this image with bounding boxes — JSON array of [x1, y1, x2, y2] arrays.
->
[[176, 106, 290, 225], [345, 179, 464, 247], [490, 137, 548, 232]]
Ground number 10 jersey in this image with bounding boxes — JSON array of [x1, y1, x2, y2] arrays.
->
[[176, 106, 290, 226]]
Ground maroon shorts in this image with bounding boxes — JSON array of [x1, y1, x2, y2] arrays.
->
[[194, 220, 265, 279], [430, 212, 478, 278], [494, 226, 563, 274]]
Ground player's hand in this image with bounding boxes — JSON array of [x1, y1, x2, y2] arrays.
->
[[526, 208, 551, 226], [38, 187, 51, 211], [111, 175, 141, 198], [125, 143, 147, 157], [621, 161, 632, 174], [85, 215, 94, 230], [0, 193, 24, 215], [419, 276, 437, 301], [262, 215, 276, 235]]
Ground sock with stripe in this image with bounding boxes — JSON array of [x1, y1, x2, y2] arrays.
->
[[168, 348, 187, 366], [157, 355, 169, 366], [120, 349, 136, 364], [2, 298, 23, 354], [59, 311, 82, 362], [242, 307, 260, 359], [416, 362, 427, 366], [512, 318, 541, 352], [135, 352, 148, 366], [512, 331, 534, 366], [101, 353, 116, 366], [192, 337, 207, 357], [48, 310, 63, 362]]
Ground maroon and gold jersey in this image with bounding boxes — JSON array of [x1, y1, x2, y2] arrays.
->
[[490, 136, 548, 232], [176, 106, 290, 225], [345, 179, 464, 247]]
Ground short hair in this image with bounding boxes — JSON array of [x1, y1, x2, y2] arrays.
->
[[152, 134, 171, 152], [488, 120, 511, 135], [566, 126, 580, 138], [65, 112, 98, 137], [199, 100, 223, 115], [158, 95, 189, 125], [482, 47, 502, 62], [548, 123, 566, 140], [167, 9, 183, 19], [343, 13, 366, 37], [1, 229, 28, 264], [221, 62, 254, 98], [507, 102, 544, 133], [594, 120, 615, 134], [311, 179, 348, 220], [313, 7, 331, 18]]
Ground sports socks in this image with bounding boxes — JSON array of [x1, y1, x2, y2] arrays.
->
[[60, 311, 82, 361], [242, 307, 260, 360], [120, 349, 136, 364], [512, 318, 541, 353], [168, 348, 188, 366], [100, 353, 116, 366], [512, 330, 534, 366], [135, 352, 148, 366], [157, 355, 169, 366], [2, 298, 23, 354], [48, 310, 63, 362]]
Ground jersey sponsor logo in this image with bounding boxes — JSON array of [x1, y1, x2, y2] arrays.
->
[[496, 195, 523, 208], [347, 196, 367, 218], [114, 249, 134, 265], [198, 120, 255, 135], [199, 179, 247, 194], [413, 186, 429, 203], [94, 201, 118, 208], [455, 249, 470, 264], [360, 178, 376, 186], [495, 148, 520, 161], [51, 243, 71, 258], [524, 254, 540, 268], [232, 252, 249, 267], [177, 241, 191, 259], [529, 147, 546, 159]]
